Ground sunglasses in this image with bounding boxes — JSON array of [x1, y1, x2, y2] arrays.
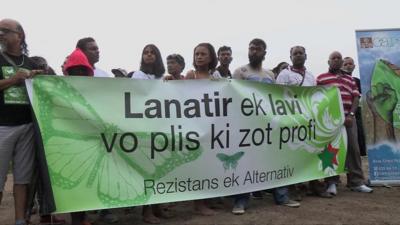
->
[[0, 28, 20, 35]]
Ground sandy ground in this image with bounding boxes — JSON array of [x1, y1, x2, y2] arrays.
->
[[1, 157, 400, 225]]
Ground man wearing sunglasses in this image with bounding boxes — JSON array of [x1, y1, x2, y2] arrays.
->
[[0, 18, 41, 225]]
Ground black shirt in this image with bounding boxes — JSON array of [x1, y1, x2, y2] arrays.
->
[[0, 53, 37, 125], [216, 65, 232, 78]]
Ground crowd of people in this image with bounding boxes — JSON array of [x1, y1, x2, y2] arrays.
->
[[0, 18, 373, 225]]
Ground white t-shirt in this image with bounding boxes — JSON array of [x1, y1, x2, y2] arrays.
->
[[232, 64, 275, 84], [131, 70, 159, 80], [211, 70, 224, 79], [276, 68, 315, 86], [94, 68, 114, 78]]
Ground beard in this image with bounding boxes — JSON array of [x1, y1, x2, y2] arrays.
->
[[0, 42, 6, 53], [249, 55, 264, 67]]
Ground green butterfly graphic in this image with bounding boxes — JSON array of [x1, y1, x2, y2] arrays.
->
[[216, 151, 245, 171], [32, 76, 202, 210]]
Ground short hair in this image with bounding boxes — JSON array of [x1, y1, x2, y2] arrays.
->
[[140, 44, 165, 78], [249, 38, 267, 50], [343, 56, 354, 61], [167, 54, 185, 70], [217, 46, 232, 55], [272, 62, 289, 75], [30, 56, 56, 75], [30, 56, 47, 68], [290, 46, 306, 55], [76, 37, 96, 51], [193, 43, 218, 71]]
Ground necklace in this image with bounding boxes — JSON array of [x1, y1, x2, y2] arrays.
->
[[1, 52, 25, 68], [14, 55, 25, 67]]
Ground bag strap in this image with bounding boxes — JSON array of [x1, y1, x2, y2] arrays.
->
[[0, 51, 19, 71], [298, 72, 306, 86], [289, 66, 306, 86]]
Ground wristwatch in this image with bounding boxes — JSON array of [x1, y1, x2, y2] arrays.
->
[[349, 112, 355, 117]]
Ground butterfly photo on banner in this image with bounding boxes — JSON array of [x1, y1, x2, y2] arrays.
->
[[216, 151, 245, 171], [33, 76, 203, 210]]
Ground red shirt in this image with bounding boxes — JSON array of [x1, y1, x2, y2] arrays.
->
[[316, 72, 360, 114]]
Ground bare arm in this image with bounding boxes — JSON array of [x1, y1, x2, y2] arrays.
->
[[232, 68, 242, 80], [344, 96, 360, 128], [185, 70, 195, 80], [0, 70, 27, 90], [0, 69, 42, 91], [350, 96, 359, 114], [0, 77, 19, 90]]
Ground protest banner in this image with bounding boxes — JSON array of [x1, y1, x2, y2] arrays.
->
[[26, 76, 346, 213]]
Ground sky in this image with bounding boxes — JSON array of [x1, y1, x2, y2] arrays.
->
[[2, 0, 400, 77]]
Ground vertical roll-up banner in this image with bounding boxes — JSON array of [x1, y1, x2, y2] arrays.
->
[[356, 29, 400, 185]]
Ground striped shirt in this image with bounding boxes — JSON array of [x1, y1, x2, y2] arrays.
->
[[316, 72, 360, 114]]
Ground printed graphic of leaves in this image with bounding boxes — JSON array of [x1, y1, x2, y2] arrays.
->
[[6, 87, 28, 101], [2, 66, 15, 78], [4, 92, 14, 102], [32, 76, 202, 207], [277, 86, 344, 153], [216, 151, 245, 171], [4, 67, 14, 74], [6, 89, 19, 98]]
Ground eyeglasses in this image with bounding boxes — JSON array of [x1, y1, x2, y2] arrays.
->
[[0, 28, 20, 35]]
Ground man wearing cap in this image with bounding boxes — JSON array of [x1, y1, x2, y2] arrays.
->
[[0, 18, 41, 225]]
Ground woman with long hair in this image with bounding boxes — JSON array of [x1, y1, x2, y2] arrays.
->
[[131, 44, 165, 80], [186, 43, 220, 80], [131, 44, 169, 224], [185, 43, 221, 216]]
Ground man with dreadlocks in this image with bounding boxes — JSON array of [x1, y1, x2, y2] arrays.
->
[[0, 18, 42, 225]]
